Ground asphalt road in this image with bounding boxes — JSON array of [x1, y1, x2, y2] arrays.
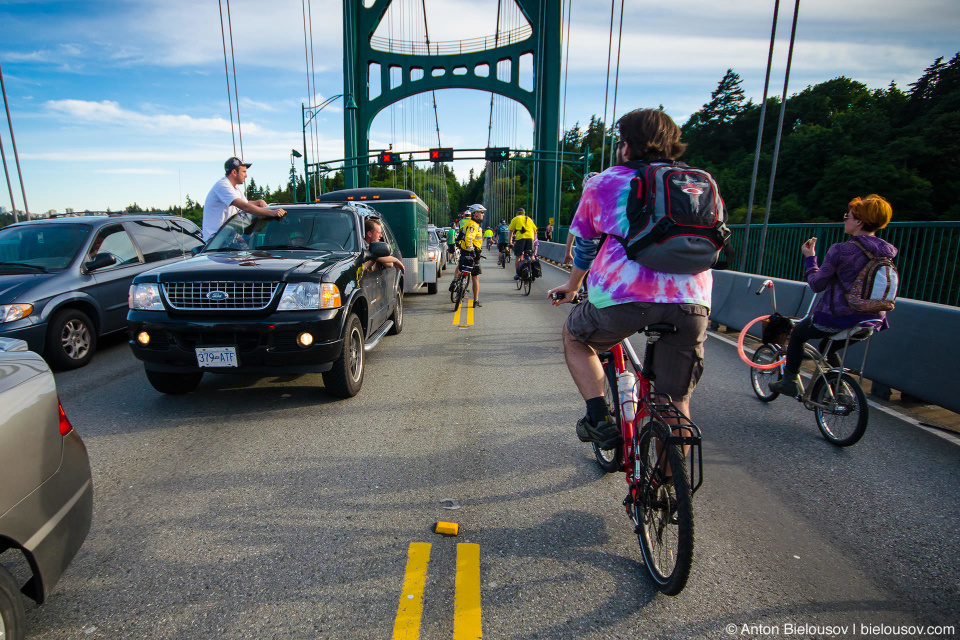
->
[[19, 250, 960, 640]]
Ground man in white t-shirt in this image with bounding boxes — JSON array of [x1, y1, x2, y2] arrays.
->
[[202, 157, 286, 240]]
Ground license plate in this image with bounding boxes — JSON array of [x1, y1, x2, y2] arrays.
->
[[195, 346, 238, 367]]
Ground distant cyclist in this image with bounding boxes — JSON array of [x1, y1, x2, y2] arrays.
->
[[495, 219, 511, 261], [484, 226, 494, 250], [450, 204, 486, 307], [508, 207, 538, 279], [565, 172, 601, 264], [446, 225, 458, 263]]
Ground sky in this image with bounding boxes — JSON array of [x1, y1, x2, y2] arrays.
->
[[0, 0, 957, 214]]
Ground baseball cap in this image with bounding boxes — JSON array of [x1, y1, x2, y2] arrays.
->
[[225, 157, 252, 172]]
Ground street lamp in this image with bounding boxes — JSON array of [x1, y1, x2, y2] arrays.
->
[[302, 94, 358, 202], [290, 149, 302, 203]]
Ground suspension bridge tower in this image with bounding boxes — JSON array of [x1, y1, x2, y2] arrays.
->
[[342, 0, 561, 227]]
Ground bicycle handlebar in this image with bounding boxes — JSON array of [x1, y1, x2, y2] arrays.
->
[[755, 279, 774, 295]]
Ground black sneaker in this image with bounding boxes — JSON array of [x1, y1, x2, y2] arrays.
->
[[448, 281, 456, 292], [473, 299, 481, 308], [514, 274, 520, 280], [769, 377, 800, 397], [575, 414, 621, 448]]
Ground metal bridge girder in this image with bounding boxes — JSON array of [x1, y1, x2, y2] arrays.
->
[[342, 0, 560, 228]]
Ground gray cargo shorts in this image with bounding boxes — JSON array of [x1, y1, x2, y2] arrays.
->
[[565, 300, 709, 402]]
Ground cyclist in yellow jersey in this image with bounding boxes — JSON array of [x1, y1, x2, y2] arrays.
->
[[450, 204, 486, 307], [508, 207, 538, 278]]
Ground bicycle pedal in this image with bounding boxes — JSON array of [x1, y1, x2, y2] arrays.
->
[[634, 525, 643, 535]]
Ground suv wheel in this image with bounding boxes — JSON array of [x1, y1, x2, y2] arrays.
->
[[323, 313, 364, 398], [46, 309, 96, 369], [146, 369, 203, 394], [387, 289, 404, 334], [0, 564, 26, 640]]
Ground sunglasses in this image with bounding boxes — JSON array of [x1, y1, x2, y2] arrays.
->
[[843, 212, 858, 221]]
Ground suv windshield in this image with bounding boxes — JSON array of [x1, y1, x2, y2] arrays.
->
[[206, 209, 360, 253], [0, 223, 89, 272]]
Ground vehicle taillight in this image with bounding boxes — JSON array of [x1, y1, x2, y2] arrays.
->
[[58, 398, 74, 436]]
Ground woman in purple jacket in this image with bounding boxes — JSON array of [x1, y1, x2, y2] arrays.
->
[[770, 194, 898, 397]]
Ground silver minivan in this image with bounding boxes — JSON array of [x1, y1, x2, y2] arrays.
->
[[0, 337, 93, 640]]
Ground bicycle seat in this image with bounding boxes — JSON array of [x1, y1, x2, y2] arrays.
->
[[827, 325, 875, 342], [642, 323, 678, 335]]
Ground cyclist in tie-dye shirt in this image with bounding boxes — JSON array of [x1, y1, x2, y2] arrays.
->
[[548, 108, 713, 449]]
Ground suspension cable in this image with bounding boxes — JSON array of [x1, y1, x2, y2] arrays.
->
[[599, 0, 616, 171], [607, 0, 625, 168], [218, 0, 236, 157], [225, 0, 243, 161]]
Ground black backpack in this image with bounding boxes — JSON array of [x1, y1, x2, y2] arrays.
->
[[617, 160, 731, 274]]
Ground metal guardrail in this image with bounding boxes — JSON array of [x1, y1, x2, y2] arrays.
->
[[730, 222, 960, 307], [370, 25, 532, 57]]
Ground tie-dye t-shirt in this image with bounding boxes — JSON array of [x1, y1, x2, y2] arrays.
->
[[569, 165, 712, 310]]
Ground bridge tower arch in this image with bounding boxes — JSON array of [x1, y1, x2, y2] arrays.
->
[[342, 0, 561, 227]]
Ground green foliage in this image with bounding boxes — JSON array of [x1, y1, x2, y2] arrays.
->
[[680, 53, 960, 222]]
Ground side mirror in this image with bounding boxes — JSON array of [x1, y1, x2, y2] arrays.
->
[[368, 241, 391, 259], [84, 253, 117, 271], [190, 245, 203, 255]]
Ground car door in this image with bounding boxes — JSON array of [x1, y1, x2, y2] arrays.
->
[[378, 221, 401, 319], [87, 224, 146, 333]]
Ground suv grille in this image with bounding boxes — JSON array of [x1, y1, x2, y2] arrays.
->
[[163, 281, 280, 310]]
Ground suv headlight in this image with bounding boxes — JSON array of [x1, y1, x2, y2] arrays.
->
[[0, 303, 33, 323], [129, 283, 164, 310], [277, 282, 341, 310]]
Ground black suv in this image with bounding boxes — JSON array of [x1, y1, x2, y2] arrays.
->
[[0, 214, 203, 369], [127, 203, 404, 398]]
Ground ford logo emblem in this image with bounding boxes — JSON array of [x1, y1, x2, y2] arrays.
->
[[207, 291, 229, 301]]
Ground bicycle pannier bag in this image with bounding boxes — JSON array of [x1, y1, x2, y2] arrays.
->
[[846, 239, 898, 313], [617, 161, 731, 274], [530, 256, 542, 278]]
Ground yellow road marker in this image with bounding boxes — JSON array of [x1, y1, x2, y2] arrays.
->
[[452, 299, 474, 327], [454, 543, 482, 640], [392, 542, 432, 640], [435, 521, 459, 535]]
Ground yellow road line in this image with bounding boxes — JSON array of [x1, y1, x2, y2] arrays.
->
[[454, 543, 482, 640], [466, 299, 474, 325], [453, 301, 462, 325], [453, 299, 474, 327], [392, 542, 432, 640]]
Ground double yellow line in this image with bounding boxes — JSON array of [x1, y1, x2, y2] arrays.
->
[[393, 542, 482, 639], [452, 299, 475, 327]]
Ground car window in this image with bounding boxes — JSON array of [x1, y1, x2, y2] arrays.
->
[[0, 223, 89, 271], [169, 218, 204, 253], [207, 209, 360, 252], [379, 221, 400, 254], [127, 219, 182, 263], [89, 224, 143, 266]]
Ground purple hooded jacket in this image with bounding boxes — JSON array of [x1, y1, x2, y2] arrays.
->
[[803, 235, 899, 330]]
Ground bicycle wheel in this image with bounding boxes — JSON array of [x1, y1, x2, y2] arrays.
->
[[523, 277, 532, 296], [515, 274, 522, 290], [453, 277, 465, 307], [631, 424, 694, 596], [813, 372, 868, 446], [450, 275, 459, 304], [592, 361, 623, 473], [750, 344, 784, 402]]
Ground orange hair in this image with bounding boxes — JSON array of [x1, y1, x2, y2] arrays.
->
[[848, 194, 892, 232]]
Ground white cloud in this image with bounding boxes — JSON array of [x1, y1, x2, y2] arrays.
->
[[43, 99, 265, 135]]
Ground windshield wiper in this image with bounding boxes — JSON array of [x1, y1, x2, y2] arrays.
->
[[0, 261, 48, 272], [256, 244, 303, 250]]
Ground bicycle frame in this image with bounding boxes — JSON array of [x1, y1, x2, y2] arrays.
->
[[605, 338, 704, 496]]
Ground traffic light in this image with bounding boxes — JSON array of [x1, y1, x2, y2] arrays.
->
[[485, 147, 510, 162], [429, 147, 454, 162], [378, 151, 402, 166]]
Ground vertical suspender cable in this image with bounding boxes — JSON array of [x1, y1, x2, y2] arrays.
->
[[599, 0, 616, 171], [0, 64, 28, 220], [555, 0, 573, 227], [756, 0, 800, 275], [218, 0, 236, 157], [0, 130, 18, 223], [307, 0, 320, 190], [225, 0, 243, 161], [301, 0, 312, 193], [607, 0, 624, 169], [740, 0, 781, 271]]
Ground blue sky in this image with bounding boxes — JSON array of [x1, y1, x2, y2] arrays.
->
[[0, 0, 957, 214]]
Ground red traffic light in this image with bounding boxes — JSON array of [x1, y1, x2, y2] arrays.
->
[[429, 148, 454, 162]]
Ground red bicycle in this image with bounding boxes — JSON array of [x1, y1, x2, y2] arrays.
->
[[590, 317, 703, 595]]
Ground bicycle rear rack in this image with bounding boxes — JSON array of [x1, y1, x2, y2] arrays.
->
[[644, 392, 704, 495]]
